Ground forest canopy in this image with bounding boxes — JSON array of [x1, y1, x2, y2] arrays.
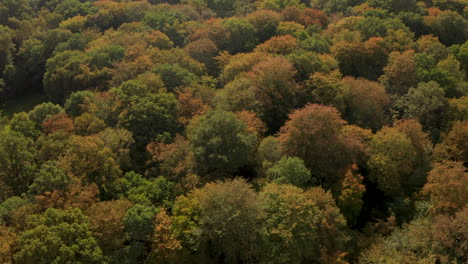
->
[[0, 0, 467, 263]]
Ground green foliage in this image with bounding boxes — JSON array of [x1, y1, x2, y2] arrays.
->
[[43, 50, 90, 103], [367, 127, 417, 198], [116, 172, 175, 207], [259, 183, 349, 263], [54, 0, 95, 19], [200, 179, 259, 262], [9, 112, 39, 139], [124, 204, 158, 242], [0, 196, 29, 224], [266, 156, 312, 187], [188, 110, 257, 177], [153, 64, 198, 92], [0, 25, 14, 75], [28, 103, 64, 128], [14, 208, 104, 264], [223, 18, 257, 53], [0, 131, 37, 195], [1, 0, 468, 262], [120, 92, 179, 146], [394, 81, 448, 136], [88, 44, 125, 69], [28, 161, 71, 196]]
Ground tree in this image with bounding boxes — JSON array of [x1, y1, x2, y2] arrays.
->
[[205, 0, 239, 17], [366, 0, 419, 13], [358, 216, 436, 264], [148, 209, 182, 264], [422, 161, 467, 215], [214, 75, 261, 113], [43, 50, 91, 103], [287, 50, 338, 80], [431, 207, 468, 261], [112, 79, 160, 105], [0, 131, 37, 195], [304, 71, 348, 113], [342, 77, 389, 131], [0, 25, 14, 76], [246, 9, 281, 42], [425, 10, 468, 46], [380, 50, 418, 95], [394, 81, 448, 137], [28, 102, 63, 128], [115, 172, 175, 207], [261, 0, 304, 11], [248, 56, 301, 131], [0, 196, 29, 224], [258, 183, 349, 263], [367, 126, 417, 198], [0, 225, 16, 263], [119, 92, 179, 148], [278, 104, 356, 186], [188, 110, 257, 177], [337, 165, 365, 226], [14, 208, 104, 264], [74, 113, 106, 136], [86, 199, 133, 253], [258, 183, 320, 264], [184, 38, 219, 75], [124, 204, 158, 242], [254, 35, 298, 55], [28, 161, 71, 196], [332, 38, 388, 81], [153, 64, 199, 92], [146, 135, 194, 181], [9, 112, 39, 139], [266, 156, 312, 187], [195, 178, 259, 263], [64, 90, 95, 117], [42, 113, 75, 134], [222, 18, 257, 53], [433, 121, 468, 163]]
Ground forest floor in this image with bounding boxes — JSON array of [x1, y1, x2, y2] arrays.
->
[[2, 90, 46, 116]]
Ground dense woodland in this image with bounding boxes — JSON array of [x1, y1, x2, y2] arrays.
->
[[0, 0, 467, 263]]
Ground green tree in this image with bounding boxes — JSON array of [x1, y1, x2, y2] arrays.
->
[[258, 183, 349, 264], [195, 178, 259, 263], [124, 204, 158, 242], [188, 110, 257, 177], [74, 113, 106, 136], [116, 172, 175, 207], [426, 10, 468, 46], [153, 64, 199, 92], [120, 93, 179, 147], [64, 90, 95, 117], [367, 126, 417, 198], [266, 156, 312, 187], [28, 161, 71, 196], [43, 50, 90, 103], [223, 18, 257, 53], [394, 81, 448, 137], [0, 25, 14, 76], [0, 131, 37, 195], [258, 183, 319, 264], [28, 102, 63, 128], [14, 208, 104, 264], [9, 112, 39, 139]]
